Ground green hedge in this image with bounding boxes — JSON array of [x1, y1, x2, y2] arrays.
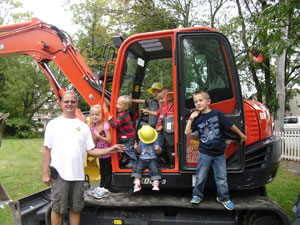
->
[[4, 116, 43, 138]]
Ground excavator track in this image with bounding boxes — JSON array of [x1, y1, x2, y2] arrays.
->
[[81, 189, 291, 225]]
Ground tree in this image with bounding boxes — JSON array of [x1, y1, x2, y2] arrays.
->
[[249, 1, 300, 129], [0, 0, 72, 119], [220, 0, 300, 122], [0, 56, 62, 137], [156, 0, 231, 28], [98, 0, 180, 35], [0, 56, 55, 117], [68, 0, 112, 72], [155, 0, 194, 27], [234, 0, 258, 101], [0, 0, 31, 25], [274, 0, 289, 131]]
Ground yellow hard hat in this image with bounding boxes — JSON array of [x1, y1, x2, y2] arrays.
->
[[147, 82, 162, 94], [138, 125, 158, 144]]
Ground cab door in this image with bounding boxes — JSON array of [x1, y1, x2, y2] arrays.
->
[[175, 31, 245, 172]]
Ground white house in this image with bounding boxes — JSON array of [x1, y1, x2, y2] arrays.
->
[[286, 90, 300, 116]]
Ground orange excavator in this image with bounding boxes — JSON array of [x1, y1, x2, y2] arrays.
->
[[0, 18, 290, 225]]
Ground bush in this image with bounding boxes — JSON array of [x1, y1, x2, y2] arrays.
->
[[4, 116, 40, 138], [36, 122, 44, 129]]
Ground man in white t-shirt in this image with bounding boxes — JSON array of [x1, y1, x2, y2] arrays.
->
[[42, 90, 125, 225]]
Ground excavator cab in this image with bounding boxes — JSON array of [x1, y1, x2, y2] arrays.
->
[[109, 28, 245, 190]]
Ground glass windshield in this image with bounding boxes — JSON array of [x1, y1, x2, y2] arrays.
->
[[183, 37, 233, 108], [284, 117, 299, 124]]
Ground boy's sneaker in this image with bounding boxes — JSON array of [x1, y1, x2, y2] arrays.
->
[[133, 183, 141, 192], [94, 191, 109, 199], [152, 181, 159, 191], [190, 195, 202, 204], [216, 197, 235, 210], [93, 189, 109, 199], [87, 188, 94, 196], [121, 157, 129, 164], [87, 186, 103, 196], [125, 163, 134, 169]]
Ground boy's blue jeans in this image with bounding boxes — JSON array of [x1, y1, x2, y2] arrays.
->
[[193, 152, 230, 201], [123, 139, 137, 165], [131, 159, 161, 181]]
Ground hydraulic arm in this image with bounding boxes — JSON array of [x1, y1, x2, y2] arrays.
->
[[0, 18, 104, 111]]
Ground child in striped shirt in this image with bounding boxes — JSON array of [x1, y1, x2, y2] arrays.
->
[[109, 95, 136, 169]]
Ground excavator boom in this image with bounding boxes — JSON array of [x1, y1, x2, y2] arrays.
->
[[0, 18, 103, 109]]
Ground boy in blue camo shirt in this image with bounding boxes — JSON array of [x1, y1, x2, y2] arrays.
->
[[185, 91, 247, 210]]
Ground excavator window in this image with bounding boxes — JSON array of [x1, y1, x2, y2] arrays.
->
[[120, 37, 173, 108], [178, 34, 242, 169], [119, 51, 138, 97], [183, 37, 234, 109]]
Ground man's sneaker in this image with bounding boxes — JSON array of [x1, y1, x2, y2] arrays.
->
[[190, 195, 201, 204], [216, 197, 235, 210], [133, 183, 141, 192], [152, 181, 160, 191]]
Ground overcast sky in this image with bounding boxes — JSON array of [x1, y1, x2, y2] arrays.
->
[[20, 0, 76, 34]]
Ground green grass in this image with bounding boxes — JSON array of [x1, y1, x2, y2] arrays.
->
[[0, 138, 46, 225], [0, 138, 298, 224], [267, 163, 300, 221]]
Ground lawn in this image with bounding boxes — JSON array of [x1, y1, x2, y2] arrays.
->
[[0, 138, 299, 224], [267, 161, 300, 221], [0, 138, 46, 225]]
